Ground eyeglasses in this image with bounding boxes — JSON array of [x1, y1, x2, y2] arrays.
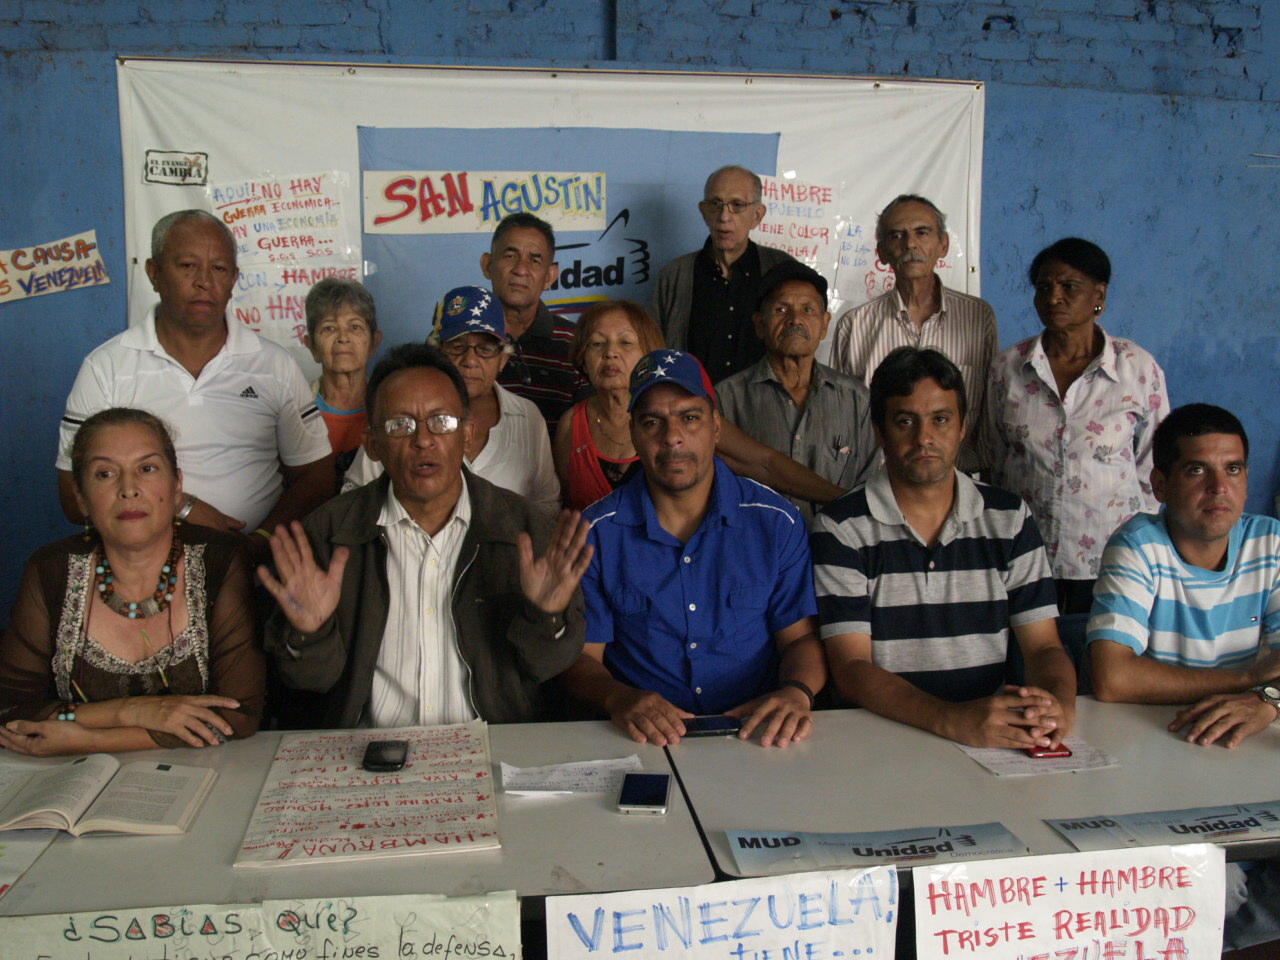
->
[[377, 414, 466, 438], [698, 199, 759, 216], [441, 339, 505, 359]]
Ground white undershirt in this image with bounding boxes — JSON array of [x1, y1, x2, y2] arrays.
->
[[367, 485, 476, 728]]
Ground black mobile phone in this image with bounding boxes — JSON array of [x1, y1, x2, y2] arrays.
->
[[362, 739, 409, 772], [683, 715, 742, 738], [616, 773, 671, 815]]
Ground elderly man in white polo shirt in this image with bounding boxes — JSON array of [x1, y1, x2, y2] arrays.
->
[[56, 209, 334, 563]]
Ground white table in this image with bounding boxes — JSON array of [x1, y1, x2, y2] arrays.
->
[[667, 698, 1280, 878], [0, 721, 714, 916]]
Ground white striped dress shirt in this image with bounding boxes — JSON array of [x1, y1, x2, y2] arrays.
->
[[829, 280, 998, 472], [367, 486, 476, 728]]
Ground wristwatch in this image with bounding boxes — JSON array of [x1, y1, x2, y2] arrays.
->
[[1251, 684, 1280, 721]]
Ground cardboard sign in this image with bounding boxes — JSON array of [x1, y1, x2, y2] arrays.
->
[[0, 230, 109, 304], [913, 844, 1224, 960], [1048, 801, 1280, 852], [547, 866, 897, 960], [730, 823, 1028, 874], [0, 891, 519, 960]]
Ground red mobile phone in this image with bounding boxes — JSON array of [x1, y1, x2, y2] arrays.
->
[[1024, 745, 1073, 759]]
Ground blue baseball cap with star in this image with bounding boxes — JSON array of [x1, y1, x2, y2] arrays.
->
[[432, 285, 509, 343], [628, 349, 717, 411]]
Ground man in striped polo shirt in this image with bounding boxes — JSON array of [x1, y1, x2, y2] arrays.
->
[[481, 212, 581, 435], [813, 347, 1076, 748], [1089, 403, 1280, 748], [828, 195, 997, 474]]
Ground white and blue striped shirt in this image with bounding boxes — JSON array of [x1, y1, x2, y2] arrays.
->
[[1088, 512, 1280, 669]]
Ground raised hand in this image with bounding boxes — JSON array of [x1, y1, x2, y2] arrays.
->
[[517, 510, 594, 615], [257, 521, 348, 633]]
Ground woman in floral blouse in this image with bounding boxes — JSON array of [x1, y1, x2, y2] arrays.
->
[[988, 238, 1169, 614]]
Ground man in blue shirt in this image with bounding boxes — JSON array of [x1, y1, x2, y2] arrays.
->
[[560, 350, 825, 747]]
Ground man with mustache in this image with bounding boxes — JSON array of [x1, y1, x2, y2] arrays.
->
[[1089, 403, 1280, 748], [716, 261, 877, 520], [560, 349, 827, 747], [829, 194, 997, 473], [813, 347, 1076, 747]]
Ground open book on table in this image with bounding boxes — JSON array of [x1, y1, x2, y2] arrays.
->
[[0, 753, 216, 837]]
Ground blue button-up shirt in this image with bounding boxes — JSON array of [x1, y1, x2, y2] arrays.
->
[[582, 458, 818, 714]]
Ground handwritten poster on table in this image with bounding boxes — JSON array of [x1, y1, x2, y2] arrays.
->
[[730, 823, 1029, 874], [1048, 800, 1280, 852], [913, 844, 1225, 960], [0, 230, 109, 304], [0, 891, 519, 960], [236, 722, 499, 867], [547, 866, 897, 960]]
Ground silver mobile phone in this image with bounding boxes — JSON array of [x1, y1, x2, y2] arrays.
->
[[616, 772, 671, 815]]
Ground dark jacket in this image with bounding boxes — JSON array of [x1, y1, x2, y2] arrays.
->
[[266, 470, 585, 727]]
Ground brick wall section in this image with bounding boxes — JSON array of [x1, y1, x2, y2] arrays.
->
[[3, 1, 1273, 102], [619, 0, 1271, 102]]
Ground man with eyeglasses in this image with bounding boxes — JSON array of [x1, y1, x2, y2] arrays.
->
[[341, 286, 560, 511], [653, 165, 797, 380], [261, 341, 591, 729], [829, 194, 997, 474]]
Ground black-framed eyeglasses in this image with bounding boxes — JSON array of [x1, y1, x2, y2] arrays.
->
[[377, 414, 466, 438], [698, 199, 758, 216], [441, 339, 505, 360]]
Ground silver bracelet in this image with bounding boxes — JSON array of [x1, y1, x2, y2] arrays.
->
[[176, 494, 197, 521]]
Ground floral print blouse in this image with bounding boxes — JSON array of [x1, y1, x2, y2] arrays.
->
[[988, 326, 1168, 581]]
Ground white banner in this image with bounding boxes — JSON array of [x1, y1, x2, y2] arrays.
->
[[119, 59, 983, 372]]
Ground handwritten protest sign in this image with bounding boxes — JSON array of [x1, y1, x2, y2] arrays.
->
[[0, 230, 109, 304], [1048, 800, 1280, 852], [751, 176, 843, 278], [228, 261, 364, 347], [548, 866, 897, 960], [0, 890, 519, 960], [913, 844, 1224, 960], [730, 823, 1028, 874], [236, 722, 499, 867], [209, 171, 357, 267], [364, 170, 607, 234]]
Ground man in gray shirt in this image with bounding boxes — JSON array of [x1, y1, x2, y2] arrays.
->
[[716, 261, 877, 519]]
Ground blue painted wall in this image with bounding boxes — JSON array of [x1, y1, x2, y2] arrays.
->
[[2, 0, 1278, 615]]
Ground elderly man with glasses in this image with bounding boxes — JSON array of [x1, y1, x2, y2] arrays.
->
[[261, 339, 591, 729], [341, 286, 560, 511], [653, 165, 797, 380]]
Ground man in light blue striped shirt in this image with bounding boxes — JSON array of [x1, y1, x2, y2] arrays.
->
[[1089, 403, 1280, 748]]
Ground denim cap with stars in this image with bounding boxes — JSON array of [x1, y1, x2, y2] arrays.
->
[[432, 285, 509, 343], [627, 349, 717, 411]]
